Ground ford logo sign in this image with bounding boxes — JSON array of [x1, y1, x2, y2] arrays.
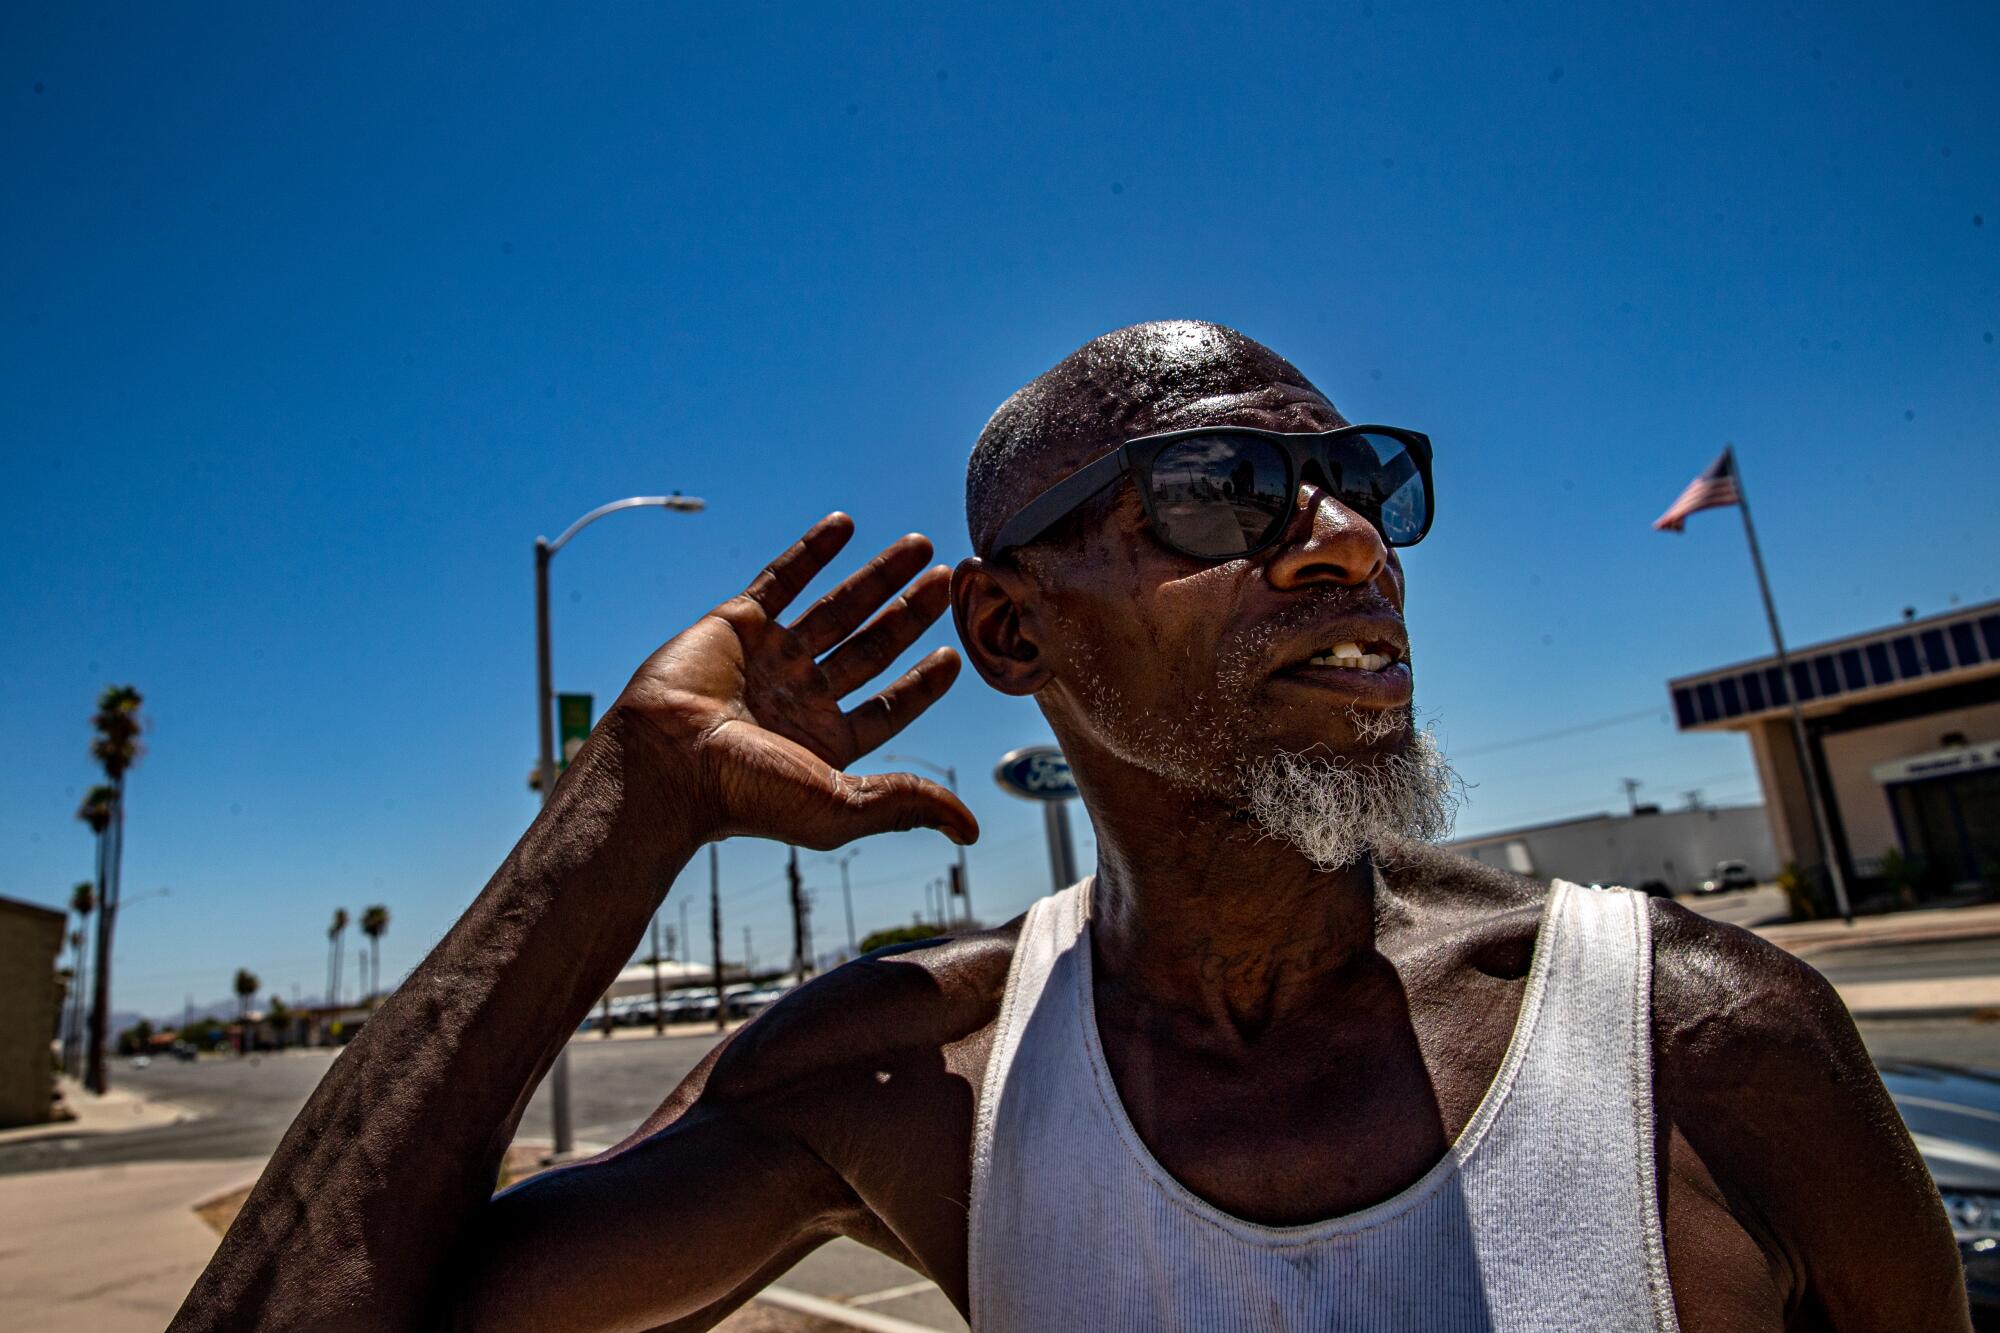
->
[[994, 745, 1079, 802]]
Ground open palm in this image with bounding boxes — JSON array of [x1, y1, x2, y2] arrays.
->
[[616, 513, 977, 850]]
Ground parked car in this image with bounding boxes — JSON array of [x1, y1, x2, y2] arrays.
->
[[1698, 860, 1757, 894], [732, 985, 789, 1016], [1881, 1060, 2000, 1323]]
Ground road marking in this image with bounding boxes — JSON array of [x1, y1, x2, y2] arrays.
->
[[757, 1284, 949, 1332], [846, 1279, 940, 1308]]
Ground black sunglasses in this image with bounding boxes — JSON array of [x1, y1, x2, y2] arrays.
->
[[990, 424, 1435, 561]]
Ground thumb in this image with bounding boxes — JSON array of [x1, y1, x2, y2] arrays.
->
[[824, 771, 979, 848]]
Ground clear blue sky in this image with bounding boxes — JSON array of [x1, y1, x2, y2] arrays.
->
[[3, 2, 1994, 1021]]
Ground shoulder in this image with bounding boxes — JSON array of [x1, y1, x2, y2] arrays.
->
[[1643, 901, 1965, 1322], [701, 917, 1024, 1104], [1645, 897, 1861, 1088]]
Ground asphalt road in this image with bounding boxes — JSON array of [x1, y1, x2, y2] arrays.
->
[[0, 1034, 718, 1177]]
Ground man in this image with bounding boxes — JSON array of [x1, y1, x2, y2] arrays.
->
[[175, 322, 1964, 1331]]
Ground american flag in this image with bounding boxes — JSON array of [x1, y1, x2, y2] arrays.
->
[[1653, 448, 1740, 532]]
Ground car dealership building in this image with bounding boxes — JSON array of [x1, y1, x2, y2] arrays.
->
[[1667, 599, 2000, 896]]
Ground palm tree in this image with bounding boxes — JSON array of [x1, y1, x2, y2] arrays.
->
[[84, 686, 142, 1092], [76, 781, 118, 1094], [360, 905, 389, 1008], [64, 881, 95, 1073], [327, 907, 349, 1014], [234, 968, 260, 1050]]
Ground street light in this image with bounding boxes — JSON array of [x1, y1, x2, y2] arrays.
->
[[536, 493, 704, 1157], [880, 753, 972, 928]]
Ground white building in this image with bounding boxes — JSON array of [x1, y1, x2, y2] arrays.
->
[[1448, 804, 1776, 893]]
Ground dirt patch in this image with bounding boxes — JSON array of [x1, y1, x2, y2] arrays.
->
[[194, 1183, 251, 1237]]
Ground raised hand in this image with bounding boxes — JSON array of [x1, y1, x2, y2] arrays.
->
[[614, 513, 978, 850]]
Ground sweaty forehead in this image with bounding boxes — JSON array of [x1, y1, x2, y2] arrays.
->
[[966, 320, 1340, 555]]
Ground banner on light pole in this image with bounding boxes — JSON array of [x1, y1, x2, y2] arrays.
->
[[558, 693, 593, 770]]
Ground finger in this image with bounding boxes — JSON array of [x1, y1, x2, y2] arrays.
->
[[738, 514, 855, 619], [844, 647, 960, 755], [826, 770, 979, 847], [820, 565, 952, 697], [788, 534, 934, 657]]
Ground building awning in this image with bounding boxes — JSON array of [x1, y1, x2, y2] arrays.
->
[[1667, 599, 2000, 733]]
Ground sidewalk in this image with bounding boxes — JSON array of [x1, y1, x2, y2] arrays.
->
[[0, 1076, 193, 1148], [1755, 902, 2000, 958], [0, 1157, 263, 1331], [1836, 977, 2000, 1022]]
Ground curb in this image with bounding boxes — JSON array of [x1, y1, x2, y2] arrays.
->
[[1849, 1004, 2000, 1024], [756, 1284, 950, 1332], [1782, 925, 2000, 960]]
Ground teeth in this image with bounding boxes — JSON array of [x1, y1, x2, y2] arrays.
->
[[1306, 643, 1396, 672]]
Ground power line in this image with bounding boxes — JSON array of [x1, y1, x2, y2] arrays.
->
[[1450, 706, 1668, 759]]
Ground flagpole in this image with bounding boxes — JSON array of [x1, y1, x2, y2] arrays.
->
[[1729, 445, 1853, 922]]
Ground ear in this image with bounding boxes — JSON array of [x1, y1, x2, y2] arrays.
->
[[951, 557, 1051, 697]]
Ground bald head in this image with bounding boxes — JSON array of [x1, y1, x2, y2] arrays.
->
[[964, 321, 1333, 557]]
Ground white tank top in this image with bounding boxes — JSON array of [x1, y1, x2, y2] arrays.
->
[[968, 878, 1679, 1332]]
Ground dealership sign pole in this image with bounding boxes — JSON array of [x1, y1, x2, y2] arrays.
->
[[995, 746, 1081, 893]]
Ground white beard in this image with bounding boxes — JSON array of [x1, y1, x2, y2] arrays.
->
[[1238, 721, 1462, 871]]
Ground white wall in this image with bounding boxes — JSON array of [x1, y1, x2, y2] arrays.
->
[[1450, 805, 1777, 891]]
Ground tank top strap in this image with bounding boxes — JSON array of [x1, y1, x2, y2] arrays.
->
[[1469, 879, 1678, 1331], [1503, 880, 1653, 1101], [970, 878, 1091, 1228]]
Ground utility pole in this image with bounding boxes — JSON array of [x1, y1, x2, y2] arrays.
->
[[823, 849, 860, 958], [678, 900, 690, 964], [786, 847, 808, 980], [1621, 778, 1642, 815], [650, 912, 665, 1035], [743, 926, 754, 976], [709, 844, 725, 1034]]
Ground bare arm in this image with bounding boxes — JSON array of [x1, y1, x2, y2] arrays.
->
[[1655, 905, 1969, 1331], [171, 515, 976, 1331]]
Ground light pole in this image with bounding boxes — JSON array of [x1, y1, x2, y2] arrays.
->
[[819, 849, 860, 957], [881, 753, 972, 928], [536, 493, 703, 1157]]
